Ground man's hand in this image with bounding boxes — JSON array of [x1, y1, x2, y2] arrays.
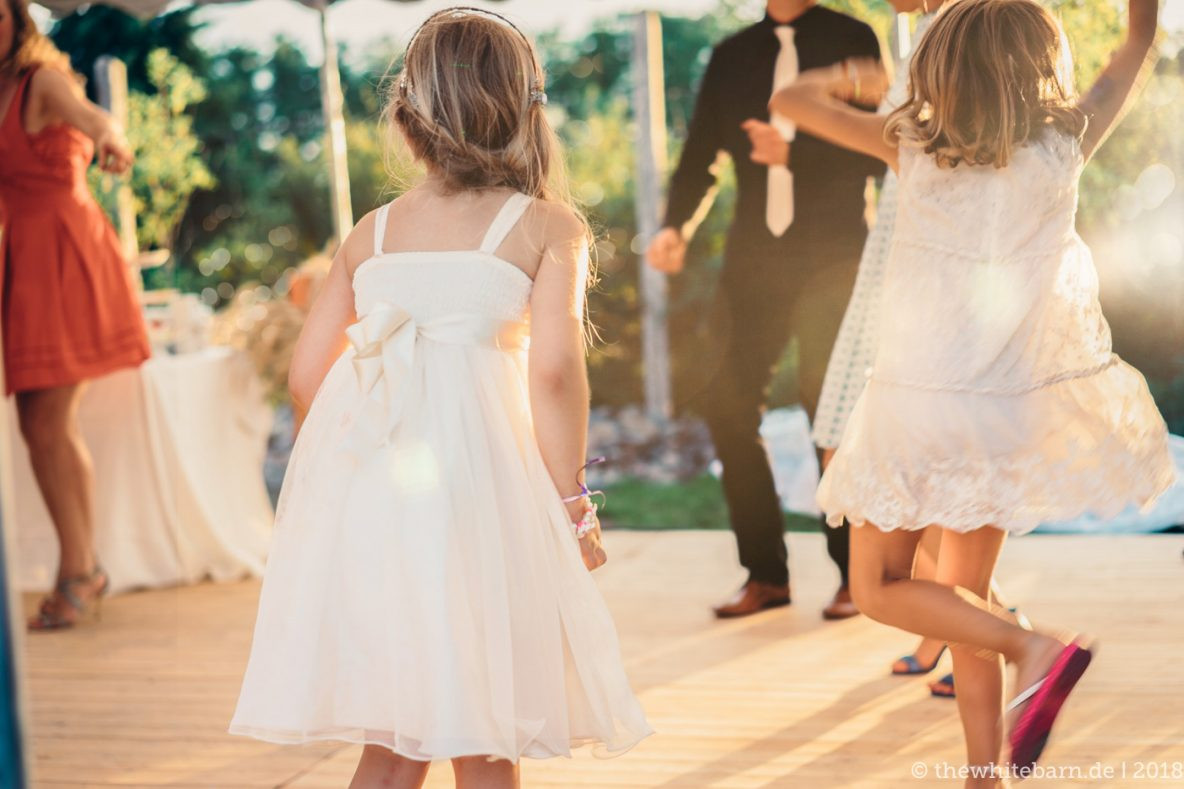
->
[[646, 226, 688, 275], [742, 118, 790, 167]]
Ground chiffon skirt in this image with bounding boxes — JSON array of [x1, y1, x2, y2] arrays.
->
[[229, 345, 652, 760]]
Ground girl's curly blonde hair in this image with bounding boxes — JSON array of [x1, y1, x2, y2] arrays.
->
[[885, 0, 1087, 168]]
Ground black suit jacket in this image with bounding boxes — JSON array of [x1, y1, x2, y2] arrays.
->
[[664, 7, 885, 277]]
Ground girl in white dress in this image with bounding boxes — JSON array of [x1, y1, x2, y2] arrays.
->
[[811, 0, 1025, 700], [772, 0, 1170, 783], [229, 9, 651, 787]]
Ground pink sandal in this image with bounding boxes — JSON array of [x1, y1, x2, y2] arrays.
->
[[1008, 640, 1095, 772]]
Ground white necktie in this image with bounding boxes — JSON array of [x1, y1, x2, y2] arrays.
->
[[767, 25, 797, 237]]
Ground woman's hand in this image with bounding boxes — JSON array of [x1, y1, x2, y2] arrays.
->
[[95, 129, 133, 174]]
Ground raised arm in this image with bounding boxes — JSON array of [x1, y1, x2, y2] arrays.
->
[[1077, 0, 1159, 161], [527, 204, 604, 570], [29, 67, 132, 174], [769, 60, 897, 172]]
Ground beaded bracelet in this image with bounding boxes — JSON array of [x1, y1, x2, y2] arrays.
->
[[574, 501, 599, 538], [561, 456, 606, 504]]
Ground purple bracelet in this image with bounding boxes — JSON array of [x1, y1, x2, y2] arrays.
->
[[561, 456, 606, 503]]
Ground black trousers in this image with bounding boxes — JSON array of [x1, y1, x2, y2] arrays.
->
[[696, 257, 860, 588]]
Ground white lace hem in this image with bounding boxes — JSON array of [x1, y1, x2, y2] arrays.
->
[[818, 358, 1176, 533]]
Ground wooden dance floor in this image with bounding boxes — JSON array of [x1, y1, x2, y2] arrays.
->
[[20, 531, 1184, 787]]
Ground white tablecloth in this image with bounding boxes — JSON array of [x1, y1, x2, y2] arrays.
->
[[8, 347, 274, 594]]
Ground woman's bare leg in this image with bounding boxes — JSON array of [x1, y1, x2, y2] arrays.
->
[[453, 756, 519, 789], [349, 745, 430, 788], [16, 385, 108, 624]]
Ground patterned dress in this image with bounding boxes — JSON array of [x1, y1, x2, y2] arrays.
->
[[811, 15, 933, 449]]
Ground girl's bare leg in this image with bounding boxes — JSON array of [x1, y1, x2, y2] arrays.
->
[[453, 756, 519, 789], [905, 526, 947, 667], [936, 529, 1008, 788], [349, 745, 430, 789], [849, 525, 1067, 724]]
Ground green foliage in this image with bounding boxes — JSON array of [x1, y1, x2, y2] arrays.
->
[[52, 1, 1184, 428], [599, 474, 821, 530], [129, 51, 215, 252]]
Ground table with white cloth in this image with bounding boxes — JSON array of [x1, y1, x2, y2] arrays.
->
[[8, 347, 274, 594]]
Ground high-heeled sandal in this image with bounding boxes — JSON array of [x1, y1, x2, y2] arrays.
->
[[27, 565, 110, 631], [892, 643, 947, 675]]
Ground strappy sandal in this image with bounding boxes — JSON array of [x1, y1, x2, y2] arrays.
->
[[1008, 639, 1096, 771], [27, 565, 110, 631], [892, 643, 947, 675]]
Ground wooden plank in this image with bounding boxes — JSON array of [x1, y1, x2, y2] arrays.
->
[[20, 532, 1184, 787]]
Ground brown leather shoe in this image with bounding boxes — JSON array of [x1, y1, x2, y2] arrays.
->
[[822, 585, 859, 620], [712, 581, 791, 619]]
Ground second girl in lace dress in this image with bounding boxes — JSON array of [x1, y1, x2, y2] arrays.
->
[[772, 0, 1172, 783]]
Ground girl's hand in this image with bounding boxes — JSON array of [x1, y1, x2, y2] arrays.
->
[[578, 517, 608, 572], [95, 130, 133, 174], [833, 58, 890, 105]]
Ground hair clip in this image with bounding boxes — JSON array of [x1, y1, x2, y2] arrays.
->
[[530, 86, 548, 106], [399, 75, 419, 108]]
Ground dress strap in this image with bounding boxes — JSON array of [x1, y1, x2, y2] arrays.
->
[[479, 193, 533, 255], [373, 202, 392, 256]]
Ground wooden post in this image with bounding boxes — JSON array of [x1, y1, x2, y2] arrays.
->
[[317, 1, 354, 246], [94, 56, 138, 261], [631, 11, 673, 422]]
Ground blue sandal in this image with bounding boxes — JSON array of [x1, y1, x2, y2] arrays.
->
[[892, 644, 947, 675]]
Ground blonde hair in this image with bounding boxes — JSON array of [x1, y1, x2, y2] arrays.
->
[[885, 0, 1086, 168], [0, 0, 75, 79], [383, 7, 571, 204]]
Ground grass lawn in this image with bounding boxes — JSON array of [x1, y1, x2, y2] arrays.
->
[[598, 474, 821, 532]]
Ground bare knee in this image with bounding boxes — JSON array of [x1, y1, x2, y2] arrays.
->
[[17, 400, 64, 454], [351, 745, 428, 788], [849, 571, 893, 623], [452, 755, 518, 789]]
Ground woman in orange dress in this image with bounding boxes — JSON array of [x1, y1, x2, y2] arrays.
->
[[0, 0, 150, 629]]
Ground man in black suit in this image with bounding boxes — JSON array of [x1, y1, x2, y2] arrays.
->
[[647, 0, 883, 619]]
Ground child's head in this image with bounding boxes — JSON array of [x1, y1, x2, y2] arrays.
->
[[384, 7, 559, 198], [886, 0, 1086, 168]]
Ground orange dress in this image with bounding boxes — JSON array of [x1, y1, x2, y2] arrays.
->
[[0, 67, 149, 395]]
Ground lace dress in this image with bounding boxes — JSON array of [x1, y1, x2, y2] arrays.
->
[[229, 193, 652, 760], [811, 14, 934, 449], [816, 133, 1175, 533]]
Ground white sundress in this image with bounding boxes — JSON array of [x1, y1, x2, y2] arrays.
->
[[229, 193, 652, 760], [817, 133, 1175, 533]]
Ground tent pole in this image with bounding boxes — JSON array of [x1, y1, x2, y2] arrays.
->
[[317, 1, 354, 245], [630, 11, 672, 422]]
